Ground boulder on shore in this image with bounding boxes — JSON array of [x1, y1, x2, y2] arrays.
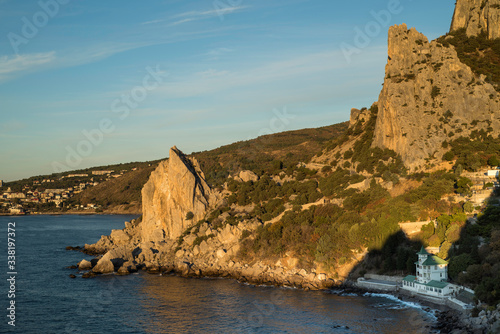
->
[[92, 258, 114, 274], [78, 259, 92, 270]]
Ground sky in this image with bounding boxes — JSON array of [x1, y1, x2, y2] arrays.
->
[[0, 0, 456, 182]]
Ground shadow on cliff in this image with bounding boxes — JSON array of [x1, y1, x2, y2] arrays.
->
[[346, 229, 424, 281], [345, 185, 500, 306]]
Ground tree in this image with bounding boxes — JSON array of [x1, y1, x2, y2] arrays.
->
[[488, 155, 500, 167], [463, 201, 474, 213], [438, 241, 452, 259], [448, 253, 474, 280], [456, 177, 473, 196], [185, 211, 194, 220], [443, 151, 455, 162]]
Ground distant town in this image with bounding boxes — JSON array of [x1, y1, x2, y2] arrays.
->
[[0, 168, 141, 215]]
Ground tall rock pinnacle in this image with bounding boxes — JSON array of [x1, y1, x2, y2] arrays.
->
[[140, 147, 219, 242], [450, 0, 500, 39], [372, 23, 500, 171]]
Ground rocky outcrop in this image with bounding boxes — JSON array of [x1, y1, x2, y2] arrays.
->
[[372, 23, 500, 171], [451, 0, 500, 39], [76, 146, 342, 289], [141, 146, 220, 242], [77, 259, 92, 270], [349, 108, 370, 127], [79, 210, 338, 289], [237, 170, 259, 183]]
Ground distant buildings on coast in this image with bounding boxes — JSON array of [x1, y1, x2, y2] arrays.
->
[[0, 169, 130, 214]]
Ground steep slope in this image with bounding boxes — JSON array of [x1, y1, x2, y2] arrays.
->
[[72, 3, 500, 329], [71, 165, 157, 213], [372, 23, 500, 171], [141, 147, 220, 242], [451, 0, 500, 39]]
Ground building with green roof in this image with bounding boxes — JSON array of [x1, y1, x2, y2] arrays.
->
[[401, 246, 458, 297]]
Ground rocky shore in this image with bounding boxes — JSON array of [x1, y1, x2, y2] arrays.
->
[[71, 216, 336, 290], [67, 214, 494, 334], [67, 147, 498, 334], [338, 283, 500, 334], [68, 241, 487, 334]]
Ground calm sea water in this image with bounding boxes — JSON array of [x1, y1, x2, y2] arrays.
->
[[0, 215, 437, 333]]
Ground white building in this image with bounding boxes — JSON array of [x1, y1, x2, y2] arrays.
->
[[92, 170, 114, 175], [402, 247, 459, 297], [487, 170, 499, 178]]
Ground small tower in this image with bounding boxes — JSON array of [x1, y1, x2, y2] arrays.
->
[[415, 246, 448, 284], [416, 246, 429, 283]]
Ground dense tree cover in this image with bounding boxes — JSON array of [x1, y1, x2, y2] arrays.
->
[[443, 134, 500, 172], [448, 208, 500, 305], [239, 183, 407, 271]]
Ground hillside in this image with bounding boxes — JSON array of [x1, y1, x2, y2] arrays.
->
[[193, 122, 348, 188], [1, 123, 347, 215], [70, 165, 158, 214], [77, 1, 500, 320]]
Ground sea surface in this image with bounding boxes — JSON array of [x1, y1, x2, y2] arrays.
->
[[0, 215, 438, 333]]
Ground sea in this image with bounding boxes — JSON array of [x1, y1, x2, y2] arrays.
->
[[0, 215, 439, 334]]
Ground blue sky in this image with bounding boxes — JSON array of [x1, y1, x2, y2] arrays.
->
[[0, 0, 455, 182]]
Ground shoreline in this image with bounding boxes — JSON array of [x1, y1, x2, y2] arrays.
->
[[339, 280, 474, 333], [72, 262, 451, 333], [0, 211, 141, 217], [70, 247, 463, 333]]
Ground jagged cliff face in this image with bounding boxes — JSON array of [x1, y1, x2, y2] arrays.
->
[[451, 0, 500, 39], [141, 146, 220, 242], [372, 23, 500, 170]]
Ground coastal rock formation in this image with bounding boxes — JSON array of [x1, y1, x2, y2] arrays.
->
[[450, 0, 500, 39], [78, 146, 341, 289], [372, 23, 500, 170], [141, 146, 220, 242]]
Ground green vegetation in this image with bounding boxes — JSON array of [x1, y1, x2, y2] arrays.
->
[[193, 123, 348, 188], [69, 166, 156, 210], [238, 169, 463, 271], [446, 198, 500, 306], [442, 134, 500, 171], [438, 28, 500, 91], [431, 86, 441, 98]]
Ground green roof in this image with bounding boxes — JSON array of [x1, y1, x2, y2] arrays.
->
[[403, 275, 417, 282], [417, 246, 429, 255], [422, 254, 448, 266], [425, 280, 449, 289]]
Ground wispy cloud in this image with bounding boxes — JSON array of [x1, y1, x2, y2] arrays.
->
[[155, 50, 347, 98], [168, 18, 196, 27], [141, 5, 250, 26], [0, 52, 56, 82], [58, 42, 153, 66], [204, 47, 234, 58], [173, 6, 250, 19], [0, 41, 162, 83]]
